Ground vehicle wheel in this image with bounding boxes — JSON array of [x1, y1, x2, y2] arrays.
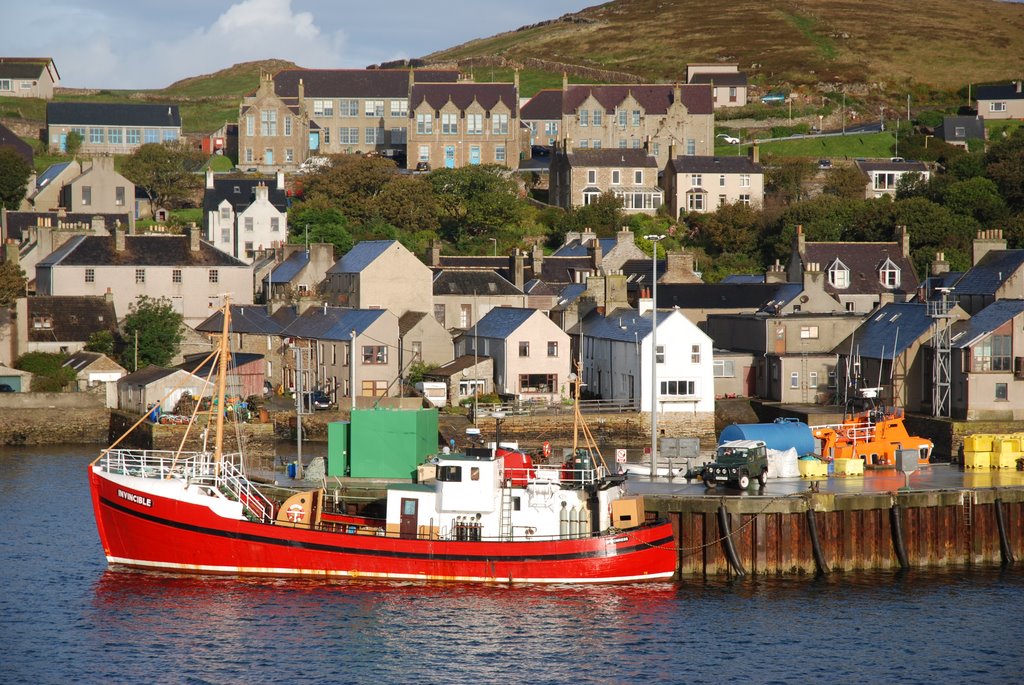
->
[[757, 470, 768, 487], [738, 474, 750, 489], [704, 479, 715, 488]]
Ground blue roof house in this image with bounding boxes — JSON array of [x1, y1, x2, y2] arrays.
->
[[455, 307, 570, 403]]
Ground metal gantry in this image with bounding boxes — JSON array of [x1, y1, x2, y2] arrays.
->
[[929, 289, 955, 417]]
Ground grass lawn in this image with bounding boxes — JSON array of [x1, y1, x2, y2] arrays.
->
[[736, 132, 896, 159]]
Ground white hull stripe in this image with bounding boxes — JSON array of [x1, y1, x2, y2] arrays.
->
[[105, 556, 676, 585]]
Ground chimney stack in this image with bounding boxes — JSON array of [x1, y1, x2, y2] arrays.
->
[[765, 259, 788, 284], [749, 143, 760, 164], [276, 168, 285, 190], [931, 251, 950, 276], [190, 222, 201, 252], [114, 224, 125, 252], [206, 167, 214, 190], [972, 228, 1006, 265]]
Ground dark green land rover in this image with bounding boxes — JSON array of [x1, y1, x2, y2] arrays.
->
[[702, 440, 769, 489]]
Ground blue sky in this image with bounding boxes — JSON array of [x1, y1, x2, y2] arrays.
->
[[2, 0, 590, 89]]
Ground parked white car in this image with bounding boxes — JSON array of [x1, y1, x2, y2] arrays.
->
[[716, 134, 740, 145]]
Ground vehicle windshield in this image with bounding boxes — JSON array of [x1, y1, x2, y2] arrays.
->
[[715, 447, 751, 464]]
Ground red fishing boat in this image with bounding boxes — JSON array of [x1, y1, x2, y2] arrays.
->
[[89, 303, 677, 584]]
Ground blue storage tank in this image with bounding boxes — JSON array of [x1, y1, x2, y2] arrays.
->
[[718, 418, 815, 456]]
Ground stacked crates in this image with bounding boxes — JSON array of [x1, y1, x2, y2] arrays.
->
[[962, 433, 1023, 470], [963, 434, 993, 470], [833, 458, 865, 477], [798, 457, 828, 479]]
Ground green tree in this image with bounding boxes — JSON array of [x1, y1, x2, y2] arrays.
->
[[685, 202, 760, 255], [14, 351, 76, 391], [65, 130, 83, 157], [374, 174, 440, 233], [120, 296, 184, 370], [427, 165, 525, 243], [0, 148, 31, 210], [0, 260, 27, 307], [288, 200, 354, 254], [120, 141, 204, 209], [984, 127, 1024, 212], [406, 361, 439, 385], [84, 330, 116, 356], [822, 165, 869, 200], [940, 177, 1009, 226], [765, 157, 816, 205], [568, 191, 623, 236], [300, 154, 402, 224]]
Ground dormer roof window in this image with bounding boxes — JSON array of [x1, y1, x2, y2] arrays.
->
[[827, 259, 850, 289], [879, 258, 901, 288]]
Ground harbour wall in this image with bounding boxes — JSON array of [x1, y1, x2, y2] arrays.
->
[[646, 487, 1024, 576], [0, 392, 109, 445]]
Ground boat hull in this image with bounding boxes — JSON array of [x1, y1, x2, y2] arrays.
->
[[90, 468, 677, 584]]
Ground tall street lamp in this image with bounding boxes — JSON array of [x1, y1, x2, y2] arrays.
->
[[644, 234, 665, 478]]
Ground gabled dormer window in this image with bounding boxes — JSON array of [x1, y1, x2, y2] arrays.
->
[[827, 259, 850, 289], [879, 258, 901, 288]]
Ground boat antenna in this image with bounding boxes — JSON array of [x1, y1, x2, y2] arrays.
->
[[877, 344, 885, 390], [213, 295, 232, 474]]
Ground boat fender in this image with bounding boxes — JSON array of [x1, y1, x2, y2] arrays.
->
[[559, 502, 569, 538]]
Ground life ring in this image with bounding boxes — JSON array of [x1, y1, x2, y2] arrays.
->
[[542, 441, 552, 459], [286, 503, 305, 523]]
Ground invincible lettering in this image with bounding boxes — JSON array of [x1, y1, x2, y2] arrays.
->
[[118, 489, 152, 508]]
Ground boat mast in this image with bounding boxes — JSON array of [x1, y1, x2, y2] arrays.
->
[[213, 297, 232, 472]]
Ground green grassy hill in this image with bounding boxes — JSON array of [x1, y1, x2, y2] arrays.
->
[[426, 0, 1024, 96]]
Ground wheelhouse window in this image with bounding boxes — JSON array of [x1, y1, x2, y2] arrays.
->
[[438, 465, 462, 482]]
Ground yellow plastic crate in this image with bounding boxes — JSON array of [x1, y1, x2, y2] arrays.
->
[[963, 434, 994, 453], [963, 451, 992, 470], [798, 459, 828, 479], [993, 437, 1021, 453], [992, 451, 1020, 469], [833, 458, 865, 477]]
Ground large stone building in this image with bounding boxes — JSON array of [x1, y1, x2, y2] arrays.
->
[[237, 68, 460, 172], [557, 79, 714, 168], [407, 79, 522, 170]]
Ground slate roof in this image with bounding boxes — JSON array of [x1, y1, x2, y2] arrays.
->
[[563, 83, 712, 116], [951, 299, 1024, 349], [756, 283, 805, 313], [535, 256, 594, 285], [120, 365, 193, 385], [555, 283, 588, 308], [411, 82, 519, 115], [468, 307, 537, 338], [523, 279, 559, 296], [688, 72, 748, 87], [553, 236, 616, 257], [280, 307, 387, 341], [47, 102, 181, 128], [835, 302, 932, 359], [937, 116, 985, 144], [0, 122, 32, 166], [328, 240, 398, 274], [195, 305, 281, 335], [271, 68, 459, 98], [854, 159, 929, 173], [721, 274, 766, 284], [667, 155, 763, 174], [26, 296, 117, 343], [35, 162, 71, 190], [433, 269, 522, 296], [951, 250, 1024, 296], [976, 82, 1024, 101], [803, 242, 919, 297], [0, 59, 51, 79], [2, 211, 127, 242], [399, 311, 429, 337], [655, 283, 793, 310], [562, 148, 658, 168], [202, 177, 287, 214], [178, 352, 264, 376], [37, 234, 248, 268], [425, 354, 491, 377], [520, 89, 563, 120], [435, 255, 508, 270], [580, 308, 654, 343], [265, 251, 309, 285]]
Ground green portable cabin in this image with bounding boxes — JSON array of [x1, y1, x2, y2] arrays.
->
[[327, 407, 438, 479]]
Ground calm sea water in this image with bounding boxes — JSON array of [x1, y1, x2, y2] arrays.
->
[[2, 446, 1022, 684]]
